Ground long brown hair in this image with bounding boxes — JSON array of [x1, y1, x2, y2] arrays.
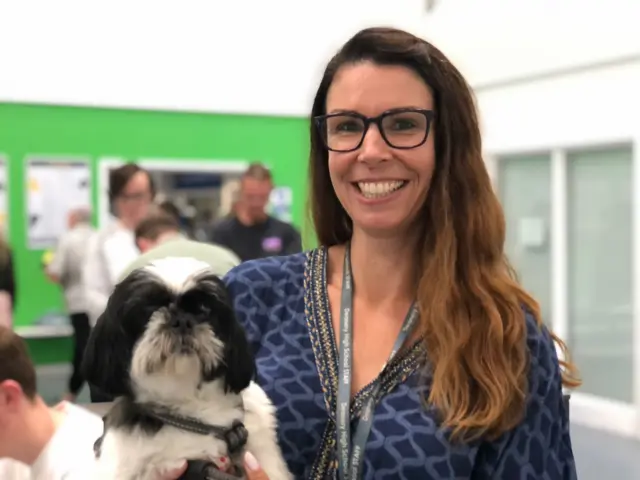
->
[[308, 27, 580, 441]]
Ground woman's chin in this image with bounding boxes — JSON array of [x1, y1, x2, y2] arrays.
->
[[353, 218, 414, 239]]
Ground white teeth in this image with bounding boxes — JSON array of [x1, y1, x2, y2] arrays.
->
[[357, 181, 406, 199]]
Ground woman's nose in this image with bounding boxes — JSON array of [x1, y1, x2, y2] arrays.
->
[[357, 124, 390, 163]]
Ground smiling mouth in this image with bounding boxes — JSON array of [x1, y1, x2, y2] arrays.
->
[[354, 180, 408, 199]]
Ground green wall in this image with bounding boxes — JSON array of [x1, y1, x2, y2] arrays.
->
[[0, 103, 310, 363]]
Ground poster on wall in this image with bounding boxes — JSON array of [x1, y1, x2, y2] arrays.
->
[[26, 158, 91, 249], [268, 186, 293, 223], [0, 156, 8, 236]]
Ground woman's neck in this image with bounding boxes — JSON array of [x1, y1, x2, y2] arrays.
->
[[335, 228, 419, 306]]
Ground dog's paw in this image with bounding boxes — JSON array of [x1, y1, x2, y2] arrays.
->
[[178, 460, 238, 480]]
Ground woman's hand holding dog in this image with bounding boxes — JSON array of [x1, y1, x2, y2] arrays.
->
[[159, 452, 270, 480], [243, 452, 270, 480]]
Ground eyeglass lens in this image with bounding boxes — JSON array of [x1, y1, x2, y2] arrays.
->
[[322, 111, 429, 151]]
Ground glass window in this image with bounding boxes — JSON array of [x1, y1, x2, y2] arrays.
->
[[567, 146, 633, 403], [498, 154, 553, 324]]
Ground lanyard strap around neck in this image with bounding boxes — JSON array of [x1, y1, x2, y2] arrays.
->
[[336, 243, 419, 480]]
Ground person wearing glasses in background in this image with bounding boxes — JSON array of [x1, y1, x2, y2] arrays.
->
[[83, 163, 155, 324], [209, 163, 302, 262], [83, 163, 155, 402]]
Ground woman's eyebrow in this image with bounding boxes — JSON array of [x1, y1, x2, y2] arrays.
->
[[325, 108, 359, 115], [326, 105, 430, 115]]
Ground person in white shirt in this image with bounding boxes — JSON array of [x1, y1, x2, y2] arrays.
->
[[46, 208, 95, 403], [0, 326, 103, 479], [83, 165, 155, 404], [82, 163, 155, 325]]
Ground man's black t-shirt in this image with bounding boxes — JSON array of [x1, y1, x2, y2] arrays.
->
[[209, 216, 303, 262]]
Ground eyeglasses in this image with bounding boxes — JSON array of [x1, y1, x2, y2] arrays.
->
[[119, 191, 152, 203], [314, 108, 435, 153]]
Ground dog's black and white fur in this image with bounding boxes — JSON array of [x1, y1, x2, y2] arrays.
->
[[82, 257, 292, 480]]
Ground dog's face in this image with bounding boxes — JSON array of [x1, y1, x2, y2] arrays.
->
[[82, 257, 254, 398]]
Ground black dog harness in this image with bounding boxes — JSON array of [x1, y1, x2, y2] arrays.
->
[[94, 403, 249, 480]]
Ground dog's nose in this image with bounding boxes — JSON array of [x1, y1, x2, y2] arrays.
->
[[170, 316, 195, 332]]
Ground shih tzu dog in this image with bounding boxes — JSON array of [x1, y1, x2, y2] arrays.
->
[[81, 257, 292, 480]]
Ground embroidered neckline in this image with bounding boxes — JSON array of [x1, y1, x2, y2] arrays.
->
[[305, 246, 426, 478], [305, 246, 425, 420]]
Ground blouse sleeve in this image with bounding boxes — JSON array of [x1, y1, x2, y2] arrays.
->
[[222, 260, 269, 355], [473, 314, 577, 480], [222, 254, 304, 355]]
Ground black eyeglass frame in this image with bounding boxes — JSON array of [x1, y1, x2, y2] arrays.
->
[[313, 108, 436, 153]]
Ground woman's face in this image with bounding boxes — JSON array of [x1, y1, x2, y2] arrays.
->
[[325, 62, 436, 237], [114, 171, 153, 227]]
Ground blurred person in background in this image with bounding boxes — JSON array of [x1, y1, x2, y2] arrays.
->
[[45, 208, 94, 403], [83, 163, 154, 403], [0, 235, 15, 329], [158, 199, 197, 239], [119, 212, 240, 282], [82, 163, 154, 324], [209, 163, 302, 261], [193, 208, 214, 242], [0, 327, 102, 479], [158, 199, 181, 223]]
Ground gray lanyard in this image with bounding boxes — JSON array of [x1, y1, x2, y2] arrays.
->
[[336, 243, 418, 480]]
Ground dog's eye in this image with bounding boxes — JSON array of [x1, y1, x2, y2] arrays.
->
[[179, 291, 212, 316], [197, 303, 211, 315]]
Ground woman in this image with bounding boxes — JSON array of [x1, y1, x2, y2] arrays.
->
[[84, 163, 154, 402], [163, 27, 580, 479], [83, 163, 155, 323]]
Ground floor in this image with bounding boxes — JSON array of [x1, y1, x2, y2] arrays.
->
[[37, 365, 640, 479]]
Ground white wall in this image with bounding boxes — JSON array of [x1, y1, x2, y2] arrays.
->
[[434, 0, 640, 438], [478, 60, 640, 155], [3, 1, 638, 119], [0, 0, 428, 117], [402, 0, 640, 154], [2, 1, 639, 140], [422, 0, 640, 87]]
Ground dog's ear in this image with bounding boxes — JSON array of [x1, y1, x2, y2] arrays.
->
[[82, 269, 159, 398], [192, 272, 255, 393], [221, 315, 255, 394], [81, 305, 133, 398]]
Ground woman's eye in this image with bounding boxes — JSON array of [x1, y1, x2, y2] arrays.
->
[[335, 121, 362, 133], [392, 119, 417, 130]]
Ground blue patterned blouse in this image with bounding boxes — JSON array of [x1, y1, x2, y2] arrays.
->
[[223, 248, 577, 479]]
